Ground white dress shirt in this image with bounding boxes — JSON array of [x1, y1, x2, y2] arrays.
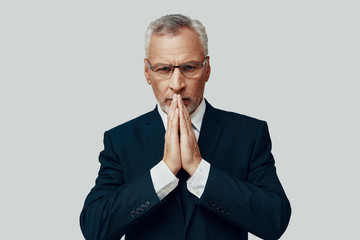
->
[[150, 98, 210, 200]]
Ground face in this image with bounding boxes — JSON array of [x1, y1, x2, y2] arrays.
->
[[144, 27, 211, 114]]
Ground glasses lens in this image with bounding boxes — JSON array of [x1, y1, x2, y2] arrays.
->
[[152, 65, 173, 78], [181, 63, 202, 78]]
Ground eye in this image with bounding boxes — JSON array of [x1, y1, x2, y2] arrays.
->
[[181, 64, 200, 72], [155, 66, 172, 73]]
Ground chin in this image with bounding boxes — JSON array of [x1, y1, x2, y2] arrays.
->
[[160, 103, 170, 114], [186, 102, 198, 114], [186, 106, 196, 114]]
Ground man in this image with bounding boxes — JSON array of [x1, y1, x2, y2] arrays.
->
[[80, 14, 291, 240]]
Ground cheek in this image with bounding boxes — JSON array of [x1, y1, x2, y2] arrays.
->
[[191, 81, 206, 96], [151, 81, 168, 98]]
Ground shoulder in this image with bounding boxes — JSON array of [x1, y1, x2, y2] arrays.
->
[[106, 108, 157, 136], [222, 109, 268, 136], [208, 105, 271, 145], [207, 102, 267, 130], [219, 108, 263, 123]]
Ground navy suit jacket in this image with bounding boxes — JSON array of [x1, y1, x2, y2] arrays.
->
[[80, 100, 291, 240]]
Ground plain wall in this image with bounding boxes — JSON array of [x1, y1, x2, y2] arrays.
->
[[1, 0, 359, 239]]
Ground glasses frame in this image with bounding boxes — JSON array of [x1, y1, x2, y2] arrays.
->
[[146, 57, 208, 79]]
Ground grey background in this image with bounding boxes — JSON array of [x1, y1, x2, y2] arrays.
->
[[1, 0, 359, 239]]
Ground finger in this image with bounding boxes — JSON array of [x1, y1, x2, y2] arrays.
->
[[178, 96, 193, 136], [172, 95, 179, 131], [177, 95, 185, 118], [177, 94, 184, 108], [171, 108, 179, 141], [167, 94, 177, 131], [179, 107, 190, 138], [173, 94, 178, 109], [170, 95, 179, 133], [177, 95, 191, 122], [178, 97, 188, 136], [179, 107, 185, 134], [170, 94, 177, 117]]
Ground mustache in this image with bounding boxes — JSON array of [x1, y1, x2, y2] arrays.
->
[[166, 96, 191, 100]]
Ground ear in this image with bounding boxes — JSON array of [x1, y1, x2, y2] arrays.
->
[[144, 58, 152, 85], [204, 56, 211, 82]]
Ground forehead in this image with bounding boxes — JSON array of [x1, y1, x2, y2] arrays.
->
[[148, 27, 205, 63]]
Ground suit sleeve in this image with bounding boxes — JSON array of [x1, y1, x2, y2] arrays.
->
[[80, 131, 162, 240], [198, 121, 291, 240]]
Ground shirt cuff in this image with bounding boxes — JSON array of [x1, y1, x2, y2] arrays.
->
[[187, 159, 210, 199], [150, 160, 179, 201]]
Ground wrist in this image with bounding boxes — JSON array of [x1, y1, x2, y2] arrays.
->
[[163, 159, 181, 175], [183, 158, 201, 176]]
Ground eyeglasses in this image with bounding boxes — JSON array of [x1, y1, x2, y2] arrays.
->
[[146, 57, 208, 79]]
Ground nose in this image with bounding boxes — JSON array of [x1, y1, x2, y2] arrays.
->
[[169, 68, 185, 92]]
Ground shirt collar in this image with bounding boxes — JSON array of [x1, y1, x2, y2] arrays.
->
[[157, 98, 206, 132]]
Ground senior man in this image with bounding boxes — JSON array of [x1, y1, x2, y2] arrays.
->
[[80, 14, 291, 240]]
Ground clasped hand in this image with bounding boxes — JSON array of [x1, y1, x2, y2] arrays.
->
[[163, 94, 202, 176]]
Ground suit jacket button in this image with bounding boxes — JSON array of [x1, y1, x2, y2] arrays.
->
[[225, 209, 231, 215], [131, 211, 136, 217], [209, 200, 217, 207], [216, 205, 222, 210], [145, 201, 151, 208], [136, 208, 141, 214], [140, 204, 146, 211]]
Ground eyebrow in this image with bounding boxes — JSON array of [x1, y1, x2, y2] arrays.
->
[[151, 59, 203, 66]]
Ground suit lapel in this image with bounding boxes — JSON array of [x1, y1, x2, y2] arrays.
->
[[143, 107, 165, 162], [198, 100, 223, 163]]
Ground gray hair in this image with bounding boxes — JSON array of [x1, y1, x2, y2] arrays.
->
[[145, 14, 208, 57]]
